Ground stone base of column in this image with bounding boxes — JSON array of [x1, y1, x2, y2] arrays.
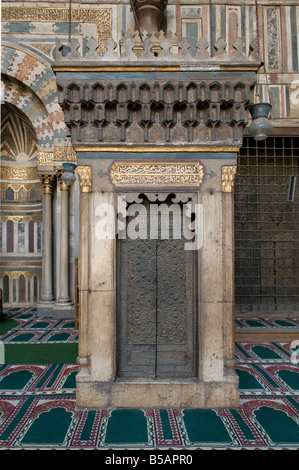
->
[[36, 301, 55, 318], [52, 303, 75, 319], [36, 302, 74, 319]]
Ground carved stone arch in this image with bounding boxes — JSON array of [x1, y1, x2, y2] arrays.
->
[[1, 43, 68, 147], [1, 74, 54, 152]]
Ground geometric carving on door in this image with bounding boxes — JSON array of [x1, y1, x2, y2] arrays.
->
[[117, 194, 198, 378]]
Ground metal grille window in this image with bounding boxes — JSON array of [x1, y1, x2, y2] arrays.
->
[[234, 137, 299, 313]]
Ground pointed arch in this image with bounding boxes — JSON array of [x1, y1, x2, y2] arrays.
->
[[1, 43, 68, 149]]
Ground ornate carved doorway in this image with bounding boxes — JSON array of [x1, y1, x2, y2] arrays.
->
[[117, 195, 198, 379]]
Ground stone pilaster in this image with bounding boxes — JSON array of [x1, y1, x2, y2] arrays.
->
[[76, 166, 92, 383]]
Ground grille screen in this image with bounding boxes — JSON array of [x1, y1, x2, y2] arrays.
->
[[234, 137, 299, 312]]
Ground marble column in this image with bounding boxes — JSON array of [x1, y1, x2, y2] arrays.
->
[[41, 175, 55, 302], [57, 178, 72, 306], [37, 174, 55, 316]]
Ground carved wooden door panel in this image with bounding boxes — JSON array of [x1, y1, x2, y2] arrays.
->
[[117, 199, 197, 379], [155, 238, 197, 378]]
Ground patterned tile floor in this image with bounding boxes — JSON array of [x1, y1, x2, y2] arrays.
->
[[0, 308, 299, 450]]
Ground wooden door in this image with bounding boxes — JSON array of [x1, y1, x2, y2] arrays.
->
[[117, 198, 198, 378]]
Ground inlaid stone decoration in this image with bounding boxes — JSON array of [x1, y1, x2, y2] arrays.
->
[[53, 23, 260, 408], [266, 7, 280, 71]]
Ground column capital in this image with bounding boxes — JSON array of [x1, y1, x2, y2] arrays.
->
[[60, 180, 70, 191], [40, 174, 55, 194], [55, 170, 70, 191], [77, 166, 92, 193]]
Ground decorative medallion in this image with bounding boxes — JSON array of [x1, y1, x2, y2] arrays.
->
[[110, 162, 204, 187]]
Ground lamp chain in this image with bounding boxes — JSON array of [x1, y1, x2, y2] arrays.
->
[[68, 0, 72, 43], [255, 0, 261, 103]]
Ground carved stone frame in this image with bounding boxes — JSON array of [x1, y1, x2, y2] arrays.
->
[[76, 156, 239, 409]]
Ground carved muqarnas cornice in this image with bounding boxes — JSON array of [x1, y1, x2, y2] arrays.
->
[[57, 78, 255, 146], [54, 32, 259, 147]]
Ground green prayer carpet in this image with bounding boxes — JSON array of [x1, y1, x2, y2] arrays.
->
[[1, 309, 299, 450], [4, 343, 78, 364], [0, 319, 19, 336]]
